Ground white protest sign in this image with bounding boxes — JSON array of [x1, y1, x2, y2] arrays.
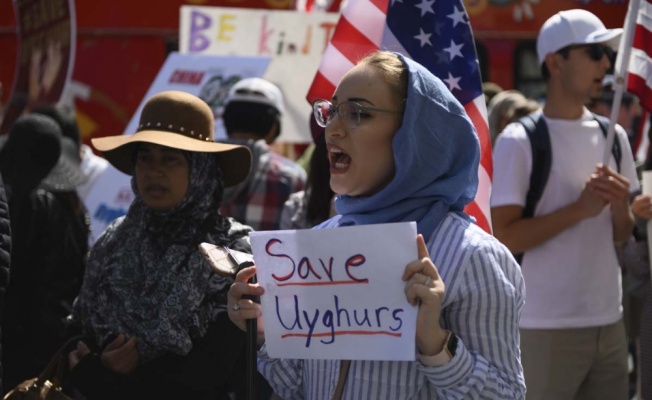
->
[[80, 164, 133, 244], [123, 52, 270, 140], [643, 171, 652, 285], [250, 222, 418, 360], [179, 6, 340, 144]]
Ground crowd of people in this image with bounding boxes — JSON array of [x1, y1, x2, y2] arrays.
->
[[0, 7, 649, 400]]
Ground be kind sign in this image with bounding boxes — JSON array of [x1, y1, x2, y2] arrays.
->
[[179, 6, 340, 144], [250, 222, 418, 361]]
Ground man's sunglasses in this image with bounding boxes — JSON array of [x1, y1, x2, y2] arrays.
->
[[557, 43, 615, 62]]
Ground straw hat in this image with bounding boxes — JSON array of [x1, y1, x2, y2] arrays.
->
[[92, 91, 252, 187]]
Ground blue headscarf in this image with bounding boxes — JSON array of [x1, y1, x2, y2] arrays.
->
[[326, 52, 480, 237]]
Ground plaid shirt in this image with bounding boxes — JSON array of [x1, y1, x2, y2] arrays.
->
[[221, 139, 306, 231]]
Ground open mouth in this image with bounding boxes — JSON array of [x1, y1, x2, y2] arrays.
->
[[328, 145, 351, 170]]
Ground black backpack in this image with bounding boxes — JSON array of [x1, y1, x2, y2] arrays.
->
[[513, 111, 622, 264]]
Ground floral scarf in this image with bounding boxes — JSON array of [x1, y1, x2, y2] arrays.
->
[[74, 151, 252, 362]]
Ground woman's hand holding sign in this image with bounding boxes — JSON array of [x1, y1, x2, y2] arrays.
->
[[228, 265, 266, 346], [403, 234, 448, 356], [228, 233, 449, 355]]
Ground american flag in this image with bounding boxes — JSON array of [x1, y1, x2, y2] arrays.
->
[[294, 0, 343, 12], [306, 0, 493, 234], [627, 0, 652, 112]]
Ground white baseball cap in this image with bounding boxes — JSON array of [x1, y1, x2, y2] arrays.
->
[[536, 9, 622, 65], [226, 77, 285, 115]]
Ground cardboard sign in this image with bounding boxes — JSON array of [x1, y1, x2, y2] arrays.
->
[[250, 222, 418, 360], [179, 6, 340, 143]]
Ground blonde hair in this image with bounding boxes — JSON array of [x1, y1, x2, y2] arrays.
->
[[357, 51, 408, 102], [487, 90, 540, 145]]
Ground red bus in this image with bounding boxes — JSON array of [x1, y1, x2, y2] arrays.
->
[[467, 0, 628, 100], [0, 0, 629, 144]]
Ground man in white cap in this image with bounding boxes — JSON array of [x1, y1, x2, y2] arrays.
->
[[491, 9, 638, 400], [220, 78, 306, 231]]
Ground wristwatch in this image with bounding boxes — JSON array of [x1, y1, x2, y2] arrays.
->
[[419, 330, 458, 367]]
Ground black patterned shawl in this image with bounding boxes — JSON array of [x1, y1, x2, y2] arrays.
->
[[73, 151, 252, 362]]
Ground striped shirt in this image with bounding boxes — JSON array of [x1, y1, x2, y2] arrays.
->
[[258, 213, 526, 399]]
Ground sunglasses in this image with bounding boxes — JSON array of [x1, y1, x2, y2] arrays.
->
[[558, 43, 615, 62], [312, 99, 402, 131]]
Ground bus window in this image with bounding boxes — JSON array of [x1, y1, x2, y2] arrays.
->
[[514, 40, 546, 102]]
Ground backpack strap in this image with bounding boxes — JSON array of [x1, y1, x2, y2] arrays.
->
[[592, 112, 622, 172], [514, 111, 551, 264], [521, 111, 552, 220], [514, 111, 622, 265]]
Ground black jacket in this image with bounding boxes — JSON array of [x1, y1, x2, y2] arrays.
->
[[2, 188, 88, 389], [68, 312, 248, 400], [0, 173, 11, 397]]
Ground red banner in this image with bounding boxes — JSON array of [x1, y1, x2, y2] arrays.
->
[[0, 0, 75, 134]]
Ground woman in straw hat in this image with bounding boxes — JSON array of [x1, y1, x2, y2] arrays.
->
[[65, 91, 253, 399]]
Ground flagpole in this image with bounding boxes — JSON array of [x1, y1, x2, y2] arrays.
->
[[602, 0, 641, 165]]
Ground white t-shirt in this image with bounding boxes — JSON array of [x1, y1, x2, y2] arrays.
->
[[491, 109, 639, 329]]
